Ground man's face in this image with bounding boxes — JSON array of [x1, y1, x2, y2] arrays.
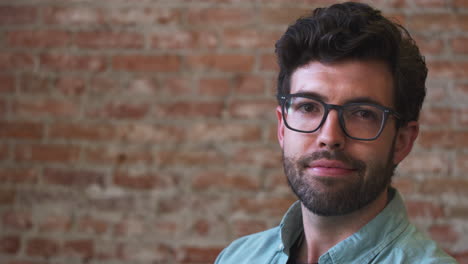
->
[[277, 60, 409, 216]]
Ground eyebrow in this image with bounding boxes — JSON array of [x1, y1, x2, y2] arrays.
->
[[291, 91, 388, 107]]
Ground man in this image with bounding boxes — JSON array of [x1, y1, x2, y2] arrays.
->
[[215, 2, 458, 264]]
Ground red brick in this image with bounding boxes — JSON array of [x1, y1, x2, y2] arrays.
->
[[187, 123, 261, 142], [63, 239, 94, 259], [420, 178, 468, 196], [454, 83, 468, 102], [55, 77, 86, 96], [0, 6, 37, 24], [398, 151, 449, 174], [160, 77, 194, 95], [0, 74, 15, 93], [0, 99, 6, 118], [0, 143, 9, 161], [223, 29, 281, 49], [452, 251, 468, 264], [452, 37, 468, 54], [232, 146, 282, 169], [119, 242, 175, 262], [417, 130, 467, 149], [86, 101, 150, 120], [455, 108, 468, 126], [392, 178, 416, 195], [7, 30, 71, 48], [43, 6, 102, 25], [406, 200, 445, 219], [40, 53, 107, 72], [429, 224, 459, 244], [260, 53, 278, 72], [234, 195, 297, 216], [0, 235, 20, 254], [260, 7, 311, 24], [18, 72, 50, 93], [78, 216, 109, 235], [156, 149, 223, 167], [43, 168, 105, 187], [456, 153, 468, 175], [409, 14, 468, 31], [12, 97, 79, 118], [425, 83, 449, 103], [199, 78, 231, 96], [26, 238, 60, 257], [113, 217, 145, 236], [192, 171, 261, 191], [84, 146, 153, 165], [15, 144, 80, 163], [447, 205, 468, 219], [89, 76, 121, 95], [7, 261, 49, 264], [0, 52, 35, 71], [2, 210, 32, 230], [178, 247, 223, 264], [186, 54, 255, 72], [154, 101, 224, 119], [116, 124, 185, 144], [38, 215, 72, 233], [233, 75, 265, 95], [229, 99, 277, 119], [419, 106, 453, 126], [0, 188, 15, 205], [154, 219, 180, 237], [113, 171, 168, 190], [152, 30, 218, 49], [49, 122, 115, 141], [75, 31, 144, 49], [106, 7, 180, 25], [0, 167, 38, 183], [455, 0, 468, 7], [126, 77, 158, 95], [0, 121, 44, 139], [232, 219, 267, 237], [112, 55, 180, 72], [427, 61, 468, 79], [413, 34, 444, 55], [187, 8, 254, 26], [395, 0, 449, 7]]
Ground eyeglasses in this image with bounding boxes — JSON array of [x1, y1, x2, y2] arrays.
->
[[278, 94, 402, 141]]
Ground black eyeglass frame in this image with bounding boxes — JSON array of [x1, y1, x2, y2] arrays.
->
[[277, 93, 402, 141]]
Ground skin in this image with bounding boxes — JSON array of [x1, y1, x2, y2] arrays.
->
[[276, 60, 419, 263]]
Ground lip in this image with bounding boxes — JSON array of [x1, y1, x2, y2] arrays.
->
[[306, 159, 357, 177]]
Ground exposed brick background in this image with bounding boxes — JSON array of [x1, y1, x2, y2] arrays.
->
[[0, 0, 467, 263]]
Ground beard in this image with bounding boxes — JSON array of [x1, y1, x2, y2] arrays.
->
[[283, 144, 396, 216]]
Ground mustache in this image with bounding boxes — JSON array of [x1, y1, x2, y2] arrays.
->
[[297, 150, 366, 170]]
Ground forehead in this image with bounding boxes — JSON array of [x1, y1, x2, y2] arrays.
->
[[290, 60, 394, 106]]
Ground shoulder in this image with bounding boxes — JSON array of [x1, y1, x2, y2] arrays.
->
[[374, 223, 458, 264], [215, 226, 283, 264]]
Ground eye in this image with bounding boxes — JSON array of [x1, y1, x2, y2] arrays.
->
[[298, 103, 319, 113], [350, 108, 380, 121]]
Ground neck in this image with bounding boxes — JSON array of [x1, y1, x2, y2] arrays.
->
[[296, 188, 389, 263]]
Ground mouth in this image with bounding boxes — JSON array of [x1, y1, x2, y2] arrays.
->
[[306, 159, 358, 177]]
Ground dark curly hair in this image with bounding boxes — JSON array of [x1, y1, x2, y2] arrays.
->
[[275, 2, 427, 126]]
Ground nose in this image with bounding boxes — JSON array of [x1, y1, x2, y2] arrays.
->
[[316, 109, 346, 150]]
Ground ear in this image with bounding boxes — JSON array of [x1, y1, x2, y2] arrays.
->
[[393, 121, 419, 164], [276, 106, 285, 149]]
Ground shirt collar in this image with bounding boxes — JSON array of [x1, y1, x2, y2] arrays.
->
[[278, 188, 410, 262]]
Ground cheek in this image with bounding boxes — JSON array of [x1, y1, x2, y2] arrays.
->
[[282, 132, 316, 157]]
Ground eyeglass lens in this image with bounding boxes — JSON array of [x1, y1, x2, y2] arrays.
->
[[284, 97, 385, 140]]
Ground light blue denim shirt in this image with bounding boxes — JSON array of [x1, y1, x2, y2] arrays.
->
[[215, 188, 458, 264]]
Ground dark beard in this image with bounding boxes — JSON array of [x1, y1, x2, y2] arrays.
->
[[283, 147, 395, 216]]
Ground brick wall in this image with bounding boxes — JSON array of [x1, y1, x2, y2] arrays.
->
[[0, 0, 467, 263]]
